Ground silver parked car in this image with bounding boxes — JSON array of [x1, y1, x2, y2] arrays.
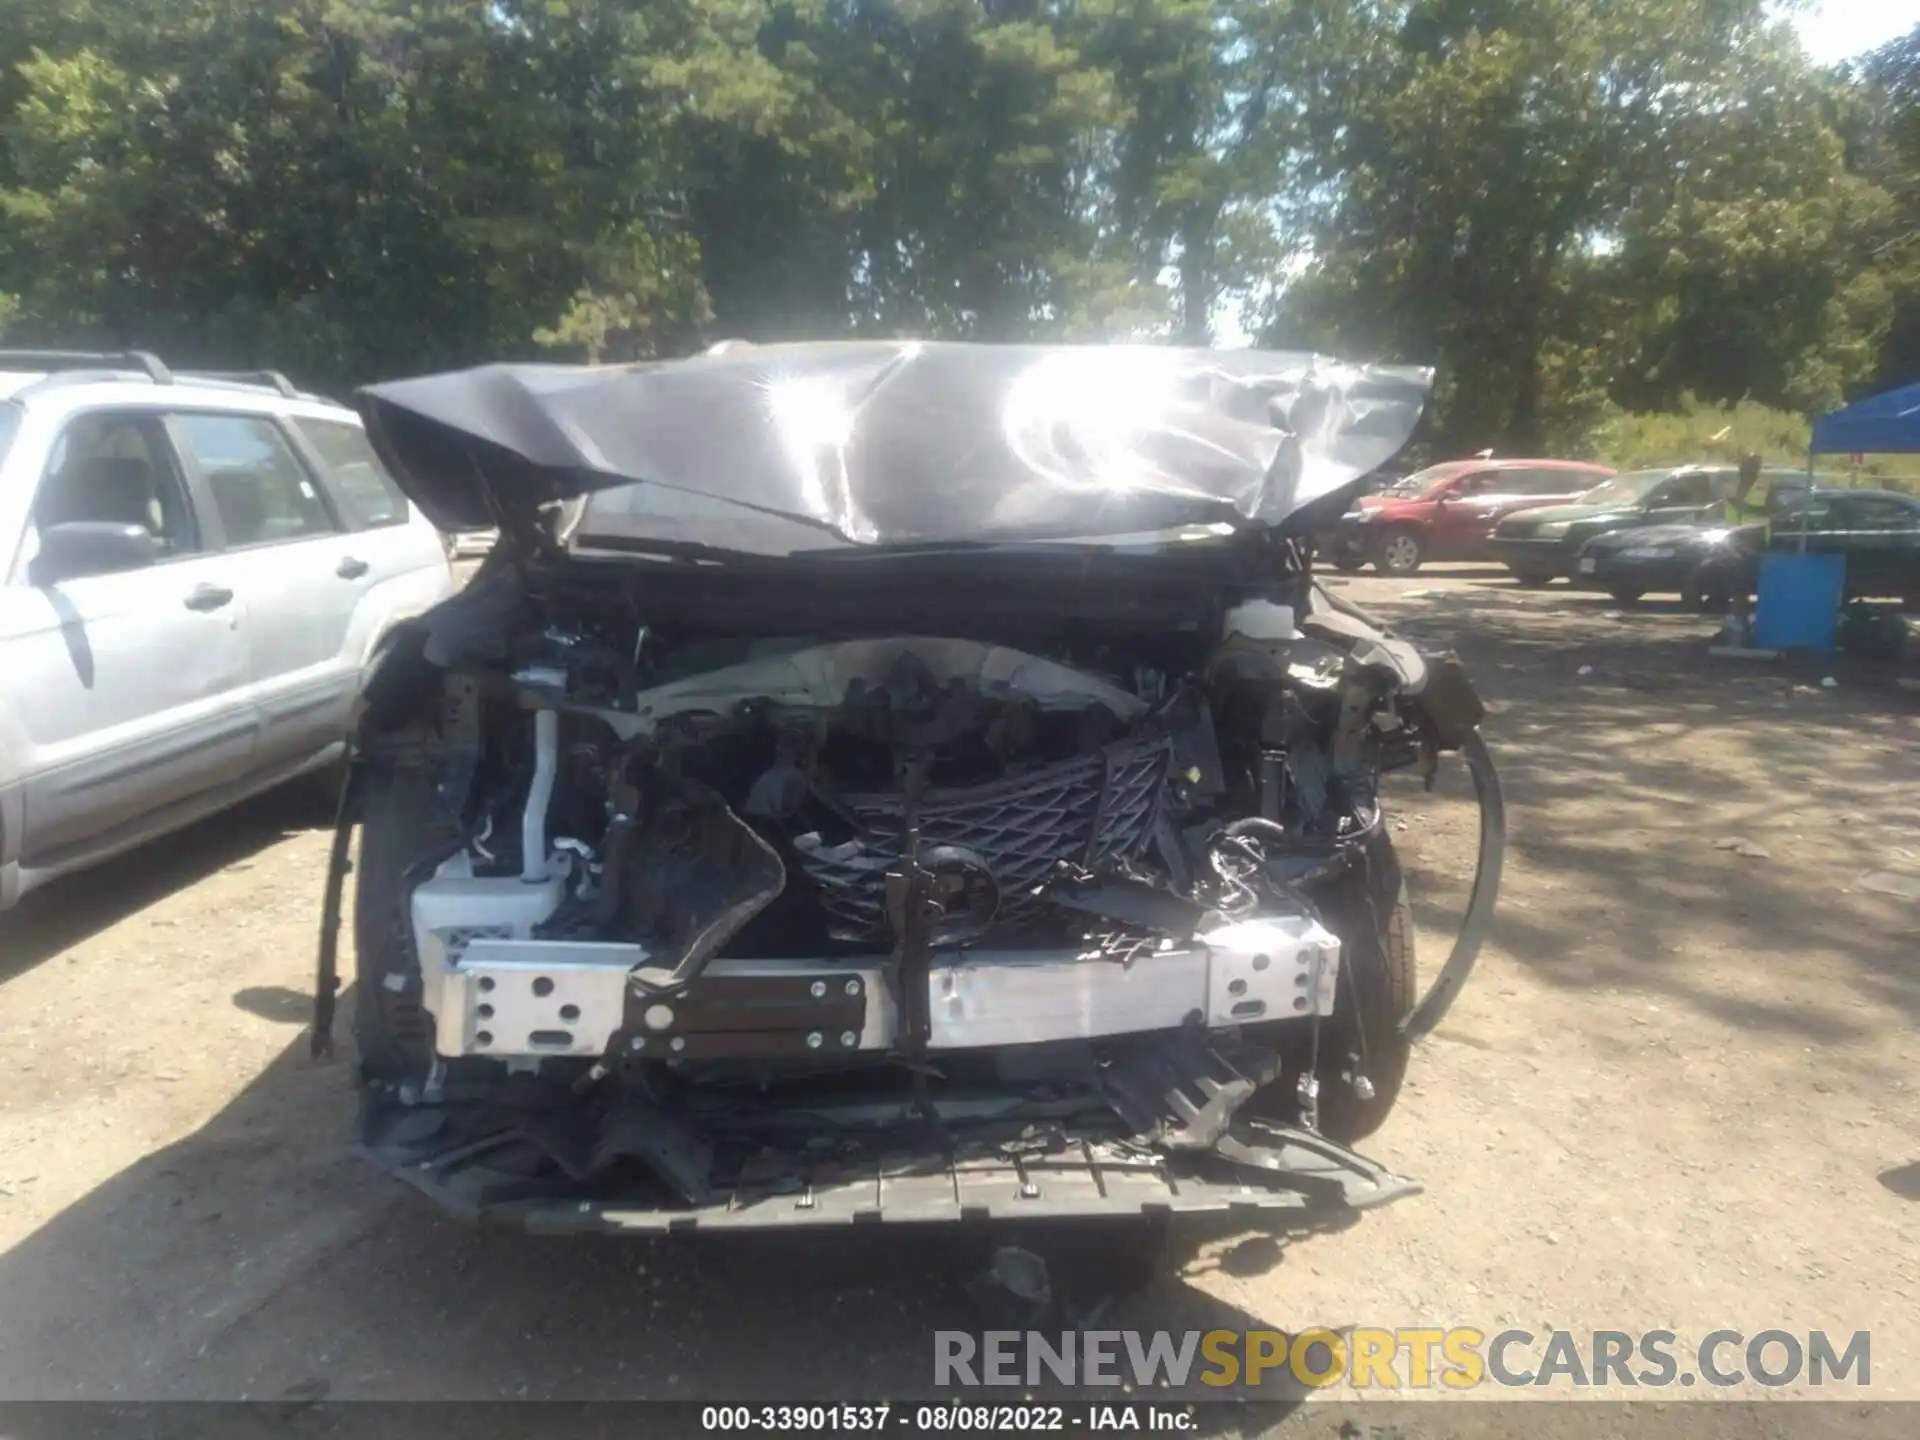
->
[[0, 350, 455, 909]]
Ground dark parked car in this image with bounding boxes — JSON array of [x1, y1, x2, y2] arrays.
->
[[1487, 464, 1811, 585], [1325, 458, 1614, 575], [1577, 487, 1920, 608]]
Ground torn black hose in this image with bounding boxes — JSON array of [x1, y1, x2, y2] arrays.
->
[[310, 757, 367, 1059], [1400, 729, 1503, 1042], [1221, 815, 1292, 846]]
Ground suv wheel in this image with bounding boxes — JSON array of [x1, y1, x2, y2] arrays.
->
[[1507, 565, 1555, 587], [352, 751, 443, 1083], [1374, 527, 1425, 576], [1304, 879, 1416, 1143]]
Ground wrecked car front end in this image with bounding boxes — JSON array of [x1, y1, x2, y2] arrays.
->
[[313, 342, 1502, 1235]]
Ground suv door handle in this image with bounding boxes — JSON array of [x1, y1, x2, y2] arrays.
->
[[336, 556, 370, 579], [184, 584, 234, 611]]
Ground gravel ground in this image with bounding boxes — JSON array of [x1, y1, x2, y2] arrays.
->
[[0, 565, 1915, 1418]]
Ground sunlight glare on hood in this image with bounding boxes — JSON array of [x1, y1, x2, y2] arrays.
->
[[1000, 348, 1240, 497], [764, 372, 873, 541]]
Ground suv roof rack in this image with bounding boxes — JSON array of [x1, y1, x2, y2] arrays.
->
[[0, 351, 334, 404], [179, 369, 298, 397], [0, 348, 173, 384]]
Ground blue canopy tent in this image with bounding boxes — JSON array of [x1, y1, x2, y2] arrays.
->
[[1745, 382, 1920, 652], [1810, 381, 1920, 455]]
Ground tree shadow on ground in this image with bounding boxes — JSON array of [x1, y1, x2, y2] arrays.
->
[[1372, 591, 1920, 1058]]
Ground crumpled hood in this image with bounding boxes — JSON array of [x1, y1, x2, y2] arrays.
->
[[356, 341, 1431, 550]]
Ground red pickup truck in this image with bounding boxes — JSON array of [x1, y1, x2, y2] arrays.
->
[[1327, 458, 1616, 575]]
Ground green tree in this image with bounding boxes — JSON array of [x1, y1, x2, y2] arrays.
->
[[1, 2, 722, 386], [1606, 27, 1894, 416], [1261, 0, 1892, 453], [837, 1, 1129, 339], [1, 0, 1909, 424], [1856, 24, 1920, 392]]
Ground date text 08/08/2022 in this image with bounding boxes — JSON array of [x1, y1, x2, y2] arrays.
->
[[700, 1404, 1195, 1433]]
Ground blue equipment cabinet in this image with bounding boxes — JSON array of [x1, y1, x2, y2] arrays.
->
[[1752, 551, 1845, 653]]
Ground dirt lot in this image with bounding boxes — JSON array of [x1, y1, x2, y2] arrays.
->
[[1, 566, 1916, 1412]]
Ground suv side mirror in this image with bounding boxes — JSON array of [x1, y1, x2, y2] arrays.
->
[[28, 522, 159, 586]]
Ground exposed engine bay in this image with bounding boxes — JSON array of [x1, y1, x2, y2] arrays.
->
[[320, 541, 1501, 1233]]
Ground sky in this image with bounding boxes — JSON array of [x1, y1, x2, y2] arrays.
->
[[1790, 0, 1919, 65]]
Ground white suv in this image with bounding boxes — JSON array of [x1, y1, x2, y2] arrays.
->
[[0, 350, 454, 909]]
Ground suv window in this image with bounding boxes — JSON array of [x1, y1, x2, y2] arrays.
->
[[1784, 496, 1846, 532], [1839, 495, 1918, 530], [1765, 483, 1811, 514], [172, 414, 336, 547], [1653, 471, 1725, 508], [1383, 465, 1465, 497], [1533, 468, 1605, 496], [1495, 467, 1599, 496], [30, 410, 200, 565], [292, 417, 411, 528], [0, 402, 20, 470]]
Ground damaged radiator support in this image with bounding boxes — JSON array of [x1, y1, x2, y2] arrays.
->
[[412, 909, 1342, 1062], [397, 927, 1344, 1214], [365, 656, 1409, 1230]]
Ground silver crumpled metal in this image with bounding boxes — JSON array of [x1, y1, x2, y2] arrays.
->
[[359, 340, 1432, 551]]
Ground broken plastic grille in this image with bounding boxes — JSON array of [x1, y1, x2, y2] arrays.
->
[[793, 734, 1171, 943]]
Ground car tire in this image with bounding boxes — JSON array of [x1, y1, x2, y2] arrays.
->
[[1607, 585, 1645, 604], [1245, 832, 1417, 1145], [1329, 553, 1367, 574], [1313, 882, 1418, 1144], [1507, 565, 1555, 587], [1374, 527, 1425, 576]]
